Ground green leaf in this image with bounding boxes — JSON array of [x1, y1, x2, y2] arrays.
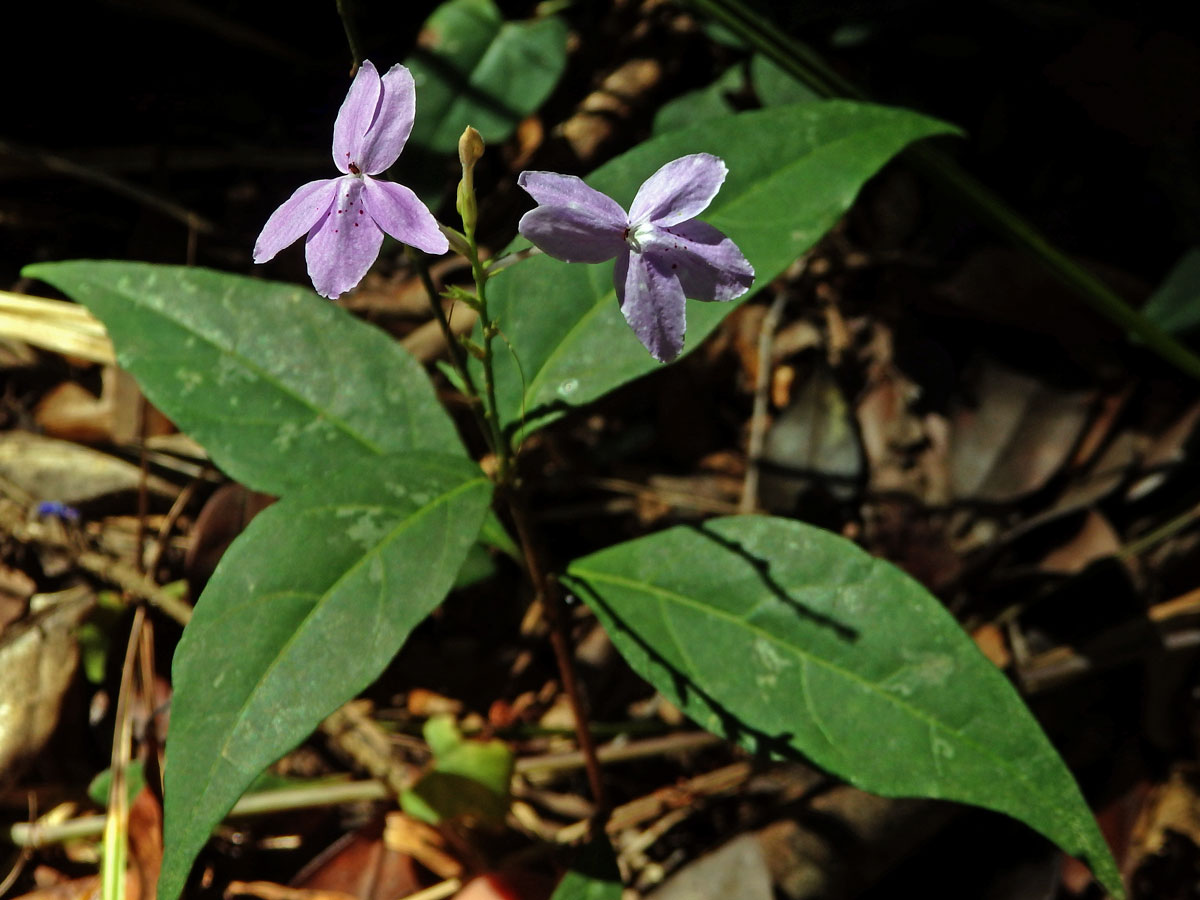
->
[[87, 761, 146, 808], [751, 54, 820, 107], [563, 516, 1122, 898], [400, 715, 513, 824], [652, 65, 741, 135], [1142, 248, 1200, 338], [550, 836, 623, 900], [157, 454, 492, 900], [22, 262, 465, 496], [482, 102, 958, 440], [406, 0, 567, 154]]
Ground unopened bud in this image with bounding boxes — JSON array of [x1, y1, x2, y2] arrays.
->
[[456, 126, 484, 237], [458, 126, 484, 172]]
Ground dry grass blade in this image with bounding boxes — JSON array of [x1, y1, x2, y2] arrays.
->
[[0, 291, 115, 365]]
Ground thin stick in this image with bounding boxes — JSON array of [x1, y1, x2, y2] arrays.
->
[[397, 879, 462, 900], [0, 138, 217, 235], [516, 731, 721, 774]]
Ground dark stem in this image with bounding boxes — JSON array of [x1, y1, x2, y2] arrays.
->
[[335, 0, 365, 74], [506, 489, 609, 820], [411, 250, 482, 401]]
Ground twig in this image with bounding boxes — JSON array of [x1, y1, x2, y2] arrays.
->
[[0, 138, 217, 235], [0, 498, 193, 625], [319, 702, 417, 797], [554, 761, 753, 844], [515, 731, 722, 775], [5, 781, 391, 847], [396, 880, 462, 900]]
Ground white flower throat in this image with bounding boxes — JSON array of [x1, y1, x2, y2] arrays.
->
[[624, 222, 657, 253]]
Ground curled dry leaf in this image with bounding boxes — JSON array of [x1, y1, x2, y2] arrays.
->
[[0, 431, 175, 504], [950, 361, 1094, 503], [0, 589, 94, 790]]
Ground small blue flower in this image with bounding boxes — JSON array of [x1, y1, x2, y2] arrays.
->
[[36, 500, 80, 521]]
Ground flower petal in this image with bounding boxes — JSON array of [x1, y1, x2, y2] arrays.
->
[[303, 177, 384, 298], [361, 177, 449, 255], [614, 249, 687, 363], [253, 178, 339, 264], [628, 153, 728, 227], [518, 205, 626, 263], [517, 171, 627, 229], [332, 60, 382, 174], [644, 219, 755, 302], [357, 64, 417, 175]]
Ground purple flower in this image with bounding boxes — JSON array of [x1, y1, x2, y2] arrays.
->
[[254, 61, 449, 298], [517, 153, 754, 362]]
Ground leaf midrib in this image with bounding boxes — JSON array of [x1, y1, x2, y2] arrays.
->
[[569, 564, 1075, 837], [184, 475, 489, 836]]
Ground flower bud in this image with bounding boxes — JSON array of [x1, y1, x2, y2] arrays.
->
[[456, 126, 484, 237], [458, 126, 484, 172]]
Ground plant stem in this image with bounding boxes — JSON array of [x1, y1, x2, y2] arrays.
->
[[468, 247, 512, 484], [506, 491, 609, 819], [334, 0, 365, 74], [410, 249, 485, 409], [447, 199, 608, 823], [687, 0, 1200, 381]]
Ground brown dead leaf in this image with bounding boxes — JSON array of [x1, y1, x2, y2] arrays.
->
[[9, 874, 103, 900], [35, 368, 173, 445], [0, 563, 35, 634], [560, 59, 662, 161], [227, 882, 356, 900], [0, 431, 176, 504], [407, 689, 463, 718], [972, 623, 1012, 669], [1040, 511, 1123, 575], [129, 788, 164, 900], [509, 116, 544, 171], [1128, 399, 1200, 501], [383, 813, 463, 881], [1126, 767, 1200, 881], [454, 870, 554, 900], [184, 483, 275, 595], [949, 362, 1094, 502], [0, 589, 94, 790], [288, 817, 421, 900]]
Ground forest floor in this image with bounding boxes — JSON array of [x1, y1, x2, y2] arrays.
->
[[4, 1, 1200, 898]]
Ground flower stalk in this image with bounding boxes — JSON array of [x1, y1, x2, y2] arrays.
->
[[436, 126, 606, 819]]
